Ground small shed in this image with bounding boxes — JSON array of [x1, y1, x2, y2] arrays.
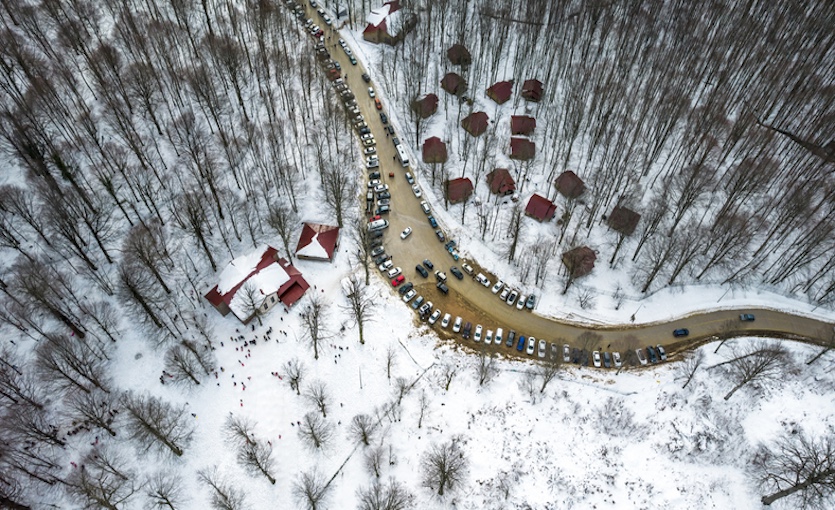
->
[[521, 79, 543, 102], [447, 177, 474, 204], [441, 72, 466, 95], [510, 115, 536, 135], [447, 44, 472, 66], [461, 112, 489, 136], [422, 137, 448, 163], [607, 206, 641, 235], [555, 171, 585, 199], [295, 223, 340, 262], [510, 137, 536, 160], [486, 168, 516, 195], [486, 80, 513, 104], [411, 93, 438, 119], [525, 193, 557, 222], [562, 246, 596, 279]]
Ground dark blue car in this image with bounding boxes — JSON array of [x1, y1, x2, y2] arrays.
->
[[516, 335, 526, 352], [428, 216, 438, 228]]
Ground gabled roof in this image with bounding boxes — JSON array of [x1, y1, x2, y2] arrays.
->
[[521, 79, 543, 102], [441, 72, 466, 95], [461, 111, 489, 136], [486, 168, 516, 195], [510, 115, 536, 135], [510, 137, 536, 160], [447, 177, 474, 204], [562, 246, 596, 279], [447, 43, 472, 66], [295, 223, 340, 261], [412, 93, 438, 119], [524, 193, 556, 222], [554, 170, 585, 199], [364, 0, 402, 34], [607, 206, 641, 235], [422, 137, 448, 163], [486, 80, 513, 104]]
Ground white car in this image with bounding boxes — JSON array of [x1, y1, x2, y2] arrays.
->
[[485, 330, 493, 344], [362, 139, 375, 147], [378, 260, 393, 272], [400, 227, 412, 239], [538, 340, 547, 359], [593, 351, 602, 368], [364, 147, 376, 155], [516, 295, 526, 310], [636, 349, 648, 366], [474, 325, 483, 342], [441, 313, 451, 328], [366, 159, 379, 169], [526, 336, 536, 355], [612, 352, 622, 367], [499, 288, 509, 301], [367, 179, 381, 188], [386, 267, 402, 279], [491, 280, 504, 294], [412, 185, 422, 198], [475, 274, 490, 287], [495, 328, 503, 345], [452, 316, 462, 333], [374, 184, 388, 193], [563, 344, 571, 363], [368, 87, 375, 97], [506, 290, 518, 305], [420, 201, 431, 214], [428, 309, 441, 325], [402, 289, 417, 302], [360, 133, 374, 141], [461, 263, 474, 275]]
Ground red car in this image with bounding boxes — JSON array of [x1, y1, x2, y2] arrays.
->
[[391, 275, 405, 286], [368, 215, 381, 222], [374, 98, 382, 110]]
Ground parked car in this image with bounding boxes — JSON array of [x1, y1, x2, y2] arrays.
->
[[434, 270, 446, 282], [516, 295, 527, 310], [360, 133, 374, 142], [428, 309, 441, 325], [418, 301, 432, 316], [499, 288, 510, 301], [526, 295, 536, 309], [646, 346, 658, 364], [461, 263, 474, 275], [370, 246, 385, 258], [516, 335, 526, 352], [374, 254, 390, 265], [398, 282, 414, 295], [485, 330, 493, 344], [656, 345, 667, 361], [405, 172, 415, 184], [416, 265, 428, 278], [450, 266, 464, 280], [441, 313, 451, 328], [462, 322, 472, 339], [452, 316, 462, 333], [375, 98, 382, 110], [412, 185, 422, 197], [373, 184, 388, 193], [362, 138, 375, 147], [400, 227, 412, 239], [374, 205, 390, 215], [436, 281, 448, 294], [506, 290, 518, 306], [380, 112, 388, 124], [603, 351, 612, 368], [538, 339, 547, 359], [526, 337, 536, 355], [563, 344, 571, 363], [411, 295, 423, 309], [474, 325, 483, 342], [377, 191, 390, 200], [423, 259, 434, 270], [612, 352, 622, 367], [391, 275, 405, 286], [378, 260, 393, 272], [367, 179, 381, 188], [636, 348, 648, 365], [428, 216, 438, 228], [420, 201, 431, 214], [362, 73, 371, 82], [475, 273, 490, 287], [368, 87, 375, 97], [349, 56, 357, 65], [435, 230, 445, 242], [495, 328, 503, 345], [739, 313, 755, 321], [673, 328, 689, 337], [491, 280, 504, 294], [386, 267, 401, 279], [550, 343, 559, 361], [506, 330, 516, 348], [571, 348, 581, 364]]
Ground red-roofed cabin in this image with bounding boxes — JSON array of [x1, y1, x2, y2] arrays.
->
[[525, 193, 557, 222], [422, 137, 448, 163], [363, 1, 414, 45], [510, 115, 536, 135], [486, 168, 516, 195], [205, 246, 310, 323], [412, 93, 438, 119], [554, 171, 585, 199], [510, 137, 536, 160], [295, 223, 340, 262], [441, 72, 466, 95], [447, 43, 472, 66], [486, 80, 513, 104], [521, 79, 543, 102], [447, 177, 474, 204], [461, 112, 489, 136]]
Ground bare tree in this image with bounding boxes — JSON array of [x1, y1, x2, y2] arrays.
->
[[341, 275, 374, 345], [265, 201, 298, 262], [349, 414, 376, 446], [356, 479, 414, 510], [35, 333, 111, 395], [300, 294, 329, 360], [350, 221, 372, 285], [305, 380, 330, 418], [292, 468, 332, 510], [234, 282, 266, 327], [283, 358, 306, 395], [475, 345, 498, 386], [0, 349, 43, 409], [536, 353, 562, 393], [384, 345, 397, 380], [298, 412, 334, 450], [674, 350, 705, 389], [197, 466, 247, 510], [121, 392, 194, 457], [145, 471, 187, 510], [437, 361, 458, 391], [417, 391, 430, 429], [123, 221, 173, 294], [421, 436, 469, 496], [365, 445, 385, 478], [754, 430, 835, 508], [171, 191, 217, 272], [66, 389, 119, 437], [321, 165, 354, 228], [65, 446, 138, 510], [720, 341, 790, 400]]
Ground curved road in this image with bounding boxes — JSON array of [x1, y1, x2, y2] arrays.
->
[[305, 5, 835, 360]]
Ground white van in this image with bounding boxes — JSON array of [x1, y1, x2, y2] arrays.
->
[[367, 219, 389, 231], [475, 273, 490, 287]]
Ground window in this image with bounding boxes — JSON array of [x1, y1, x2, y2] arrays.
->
[[271, 296, 276, 303], [263, 303, 268, 310]]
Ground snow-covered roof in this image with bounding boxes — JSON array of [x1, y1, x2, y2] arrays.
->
[[217, 245, 275, 295], [296, 233, 329, 260], [228, 262, 290, 321], [366, 3, 390, 26]]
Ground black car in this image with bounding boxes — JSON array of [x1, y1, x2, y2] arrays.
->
[[385, 126, 395, 135], [603, 352, 612, 368], [368, 171, 381, 180], [450, 266, 464, 280], [375, 205, 390, 215], [646, 346, 658, 364], [571, 348, 580, 364], [423, 259, 434, 270], [739, 314, 755, 321], [362, 73, 371, 83], [370, 230, 384, 239], [416, 265, 429, 278], [506, 330, 516, 348], [359, 127, 371, 135], [369, 238, 383, 249], [377, 191, 391, 200], [435, 229, 445, 242], [672, 328, 689, 337], [436, 281, 449, 294], [397, 282, 414, 295], [462, 322, 472, 339], [392, 137, 400, 145], [380, 113, 388, 124], [374, 254, 390, 265]]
